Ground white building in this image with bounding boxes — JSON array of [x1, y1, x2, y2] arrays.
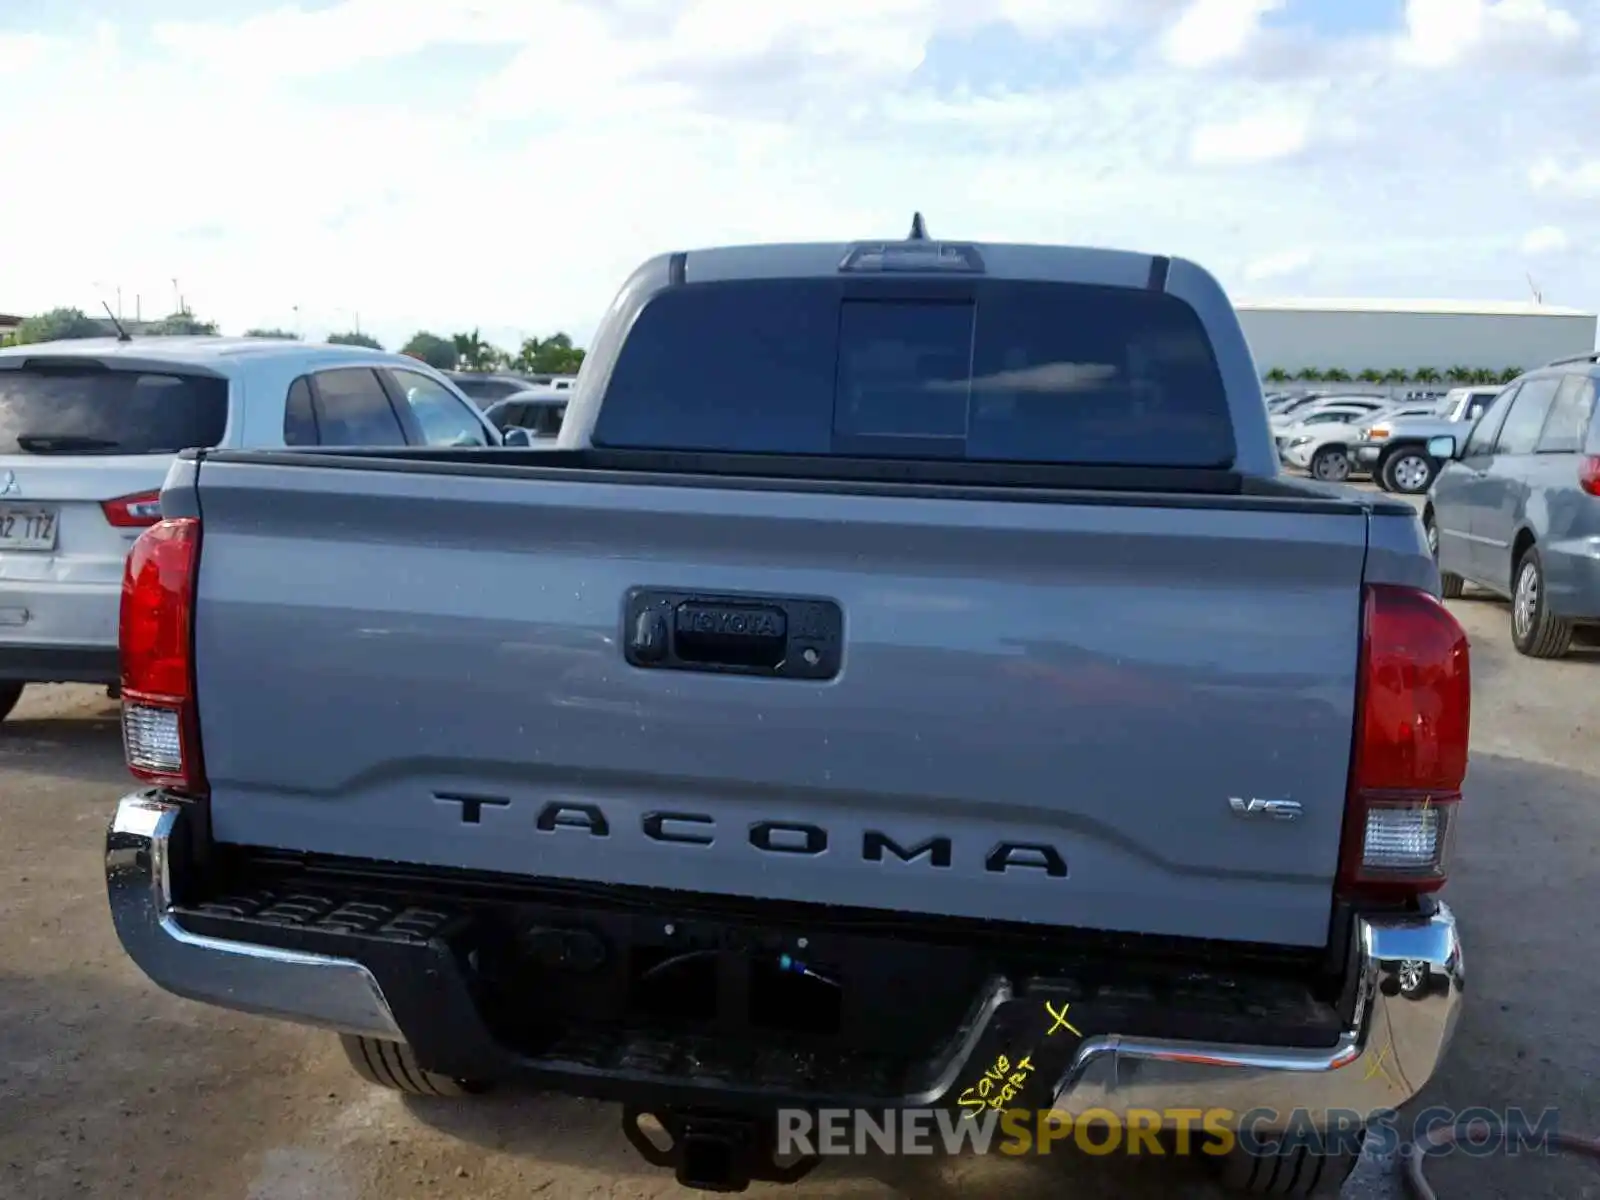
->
[[1234, 298, 1598, 382]]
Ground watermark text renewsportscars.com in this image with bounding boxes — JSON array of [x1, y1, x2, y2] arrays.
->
[[775, 1106, 1564, 1159]]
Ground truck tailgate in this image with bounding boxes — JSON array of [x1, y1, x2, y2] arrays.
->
[[192, 460, 1368, 948]]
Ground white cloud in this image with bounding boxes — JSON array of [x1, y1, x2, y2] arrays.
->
[[1243, 248, 1315, 281], [1189, 108, 1311, 164], [1160, 0, 1285, 68], [0, 31, 53, 74], [1521, 225, 1571, 253], [1395, 0, 1583, 69], [3, 0, 1600, 350], [1529, 156, 1600, 198]]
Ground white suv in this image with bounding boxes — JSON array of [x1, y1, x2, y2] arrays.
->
[[0, 335, 509, 721]]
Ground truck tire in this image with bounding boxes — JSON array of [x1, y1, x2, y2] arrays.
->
[[339, 1035, 489, 1098], [1510, 547, 1573, 659], [0, 682, 23, 723], [1309, 446, 1351, 483], [1423, 511, 1464, 599], [1379, 446, 1436, 495], [1214, 1138, 1359, 1196]]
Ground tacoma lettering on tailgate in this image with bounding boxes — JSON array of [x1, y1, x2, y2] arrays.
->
[[432, 793, 1069, 877]]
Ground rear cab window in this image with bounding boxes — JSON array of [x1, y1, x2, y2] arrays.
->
[[0, 363, 229, 455], [592, 278, 1236, 467]]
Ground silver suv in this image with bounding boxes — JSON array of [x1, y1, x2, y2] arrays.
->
[[0, 336, 507, 721]]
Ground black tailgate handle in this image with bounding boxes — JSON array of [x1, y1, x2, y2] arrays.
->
[[624, 589, 842, 680]]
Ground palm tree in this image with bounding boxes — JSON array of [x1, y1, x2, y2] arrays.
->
[[1264, 368, 1290, 384], [451, 329, 496, 372], [1323, 368, 1352, 383], [1298, 368, 1325, 383], [1414, 367, 1442, 385], [1382, 369, 1408, 385], [1443, 366, 1473, 384], [1499, 367, 1522, 384], [1357, 368, 1384, 385]]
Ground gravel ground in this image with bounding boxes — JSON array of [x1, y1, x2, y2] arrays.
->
[[2, 582, 1597, 1199]]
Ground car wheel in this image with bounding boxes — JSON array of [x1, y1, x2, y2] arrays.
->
[[1213, 1133, 1361, 1196], [0, 682, 23, 723], [1309, 447, 1351, 483], [1381, 448, 1436, 494], [1423, 511, 1464, 599], [339, 1035, 491, 1098], [1510, 547, 1573, 659]]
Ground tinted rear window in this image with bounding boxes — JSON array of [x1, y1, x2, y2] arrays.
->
[[0, 366, 229, 455], [593, 279, 1236, 466]]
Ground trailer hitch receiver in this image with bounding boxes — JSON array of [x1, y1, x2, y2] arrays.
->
[[622, 1107, 821, 1193]]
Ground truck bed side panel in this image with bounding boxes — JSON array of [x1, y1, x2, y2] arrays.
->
[[192, 460, 1368, 948]]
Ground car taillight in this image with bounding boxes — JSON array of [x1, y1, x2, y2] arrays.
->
[[1338, 584, 1470, 901], [119, 517, 206, 795], [1579, 456, 1600, 497], [102, 490, 164, 528]]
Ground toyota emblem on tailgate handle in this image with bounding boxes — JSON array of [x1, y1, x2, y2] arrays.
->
[[0, 470, 17, 497]]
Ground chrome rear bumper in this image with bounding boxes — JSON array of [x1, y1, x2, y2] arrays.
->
[[106, 795, 401, 1039], [107, 793, 1462, 1126], [1048, 906, 1461, 1126]]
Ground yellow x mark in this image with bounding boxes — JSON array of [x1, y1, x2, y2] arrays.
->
[[1365, 1043, 1400, 1088], [1045, 1000, 1082, 1038]]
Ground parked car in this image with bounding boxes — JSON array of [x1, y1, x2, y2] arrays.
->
[[1279, 402, 1441, 483], [444, 371, 541, 408], [104, 229, 1467, 1197], [0, 336, 516, 721], [1353, 386, 1504, 494], [1424, 356, 1600, 657], [1268, 392, 1385, 426], [1268, 396, 1387, 439], [1272, 401, 1393, 477], [483, 389, 567, 438]]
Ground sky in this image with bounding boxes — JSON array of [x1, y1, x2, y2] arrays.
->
[[1, 0, 1596, 353]]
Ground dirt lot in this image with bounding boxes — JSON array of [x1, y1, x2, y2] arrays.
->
[[3, 591, 1598, 1199]]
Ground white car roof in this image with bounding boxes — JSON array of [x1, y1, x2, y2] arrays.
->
[[0, 336, 433, 379]]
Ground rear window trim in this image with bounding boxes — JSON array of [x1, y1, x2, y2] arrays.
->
[[2, 355, 227, 381]]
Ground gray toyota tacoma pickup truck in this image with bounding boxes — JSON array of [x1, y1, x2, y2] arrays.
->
[[105, 224, 1469, 1196]]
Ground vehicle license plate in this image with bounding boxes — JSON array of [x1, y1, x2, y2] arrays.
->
[[0, 506, 60, 551]]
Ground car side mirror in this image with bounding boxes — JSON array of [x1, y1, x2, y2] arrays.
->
[[501, 427, 533, 447], [1427, 435, 1458, 460]]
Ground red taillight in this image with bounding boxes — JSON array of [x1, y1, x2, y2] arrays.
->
[[1338, 584, 1470, 901], [102, 490, 164, 528], [119, 517, 206, 795], [1579, 456, 1600, 497]]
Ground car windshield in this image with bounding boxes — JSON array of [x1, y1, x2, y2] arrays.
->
[[0, 366, 229, 455]]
